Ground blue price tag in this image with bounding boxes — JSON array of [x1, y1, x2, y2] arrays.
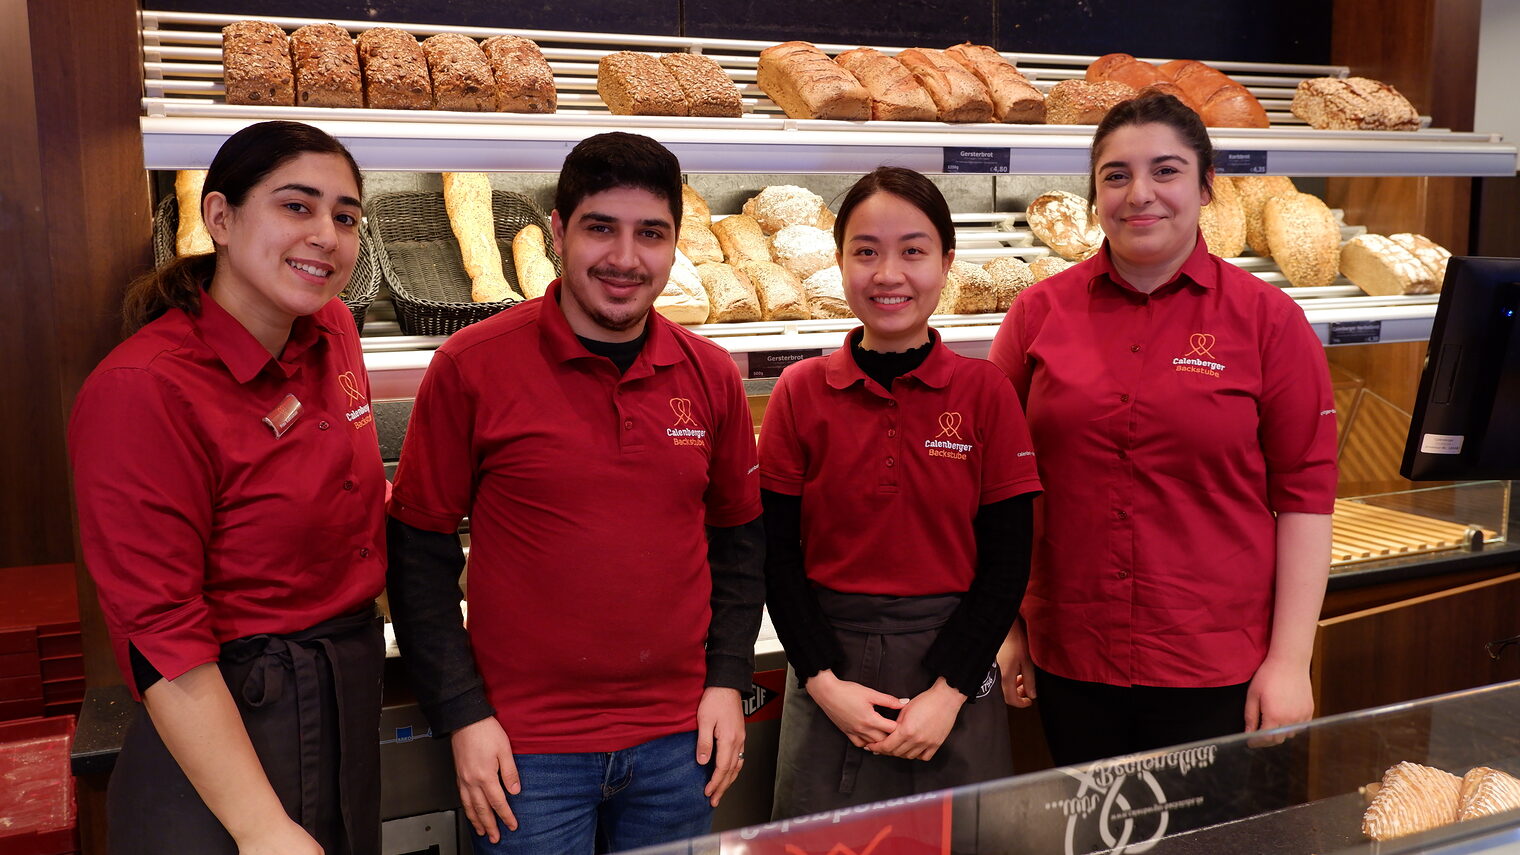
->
[[943, 147, 1011, 174]]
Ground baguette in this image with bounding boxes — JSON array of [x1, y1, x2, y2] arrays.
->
[[834, 48, 936, 122], [696, 262, 762, 323], [481, 36, 556, 113], [1198, 175, 1246, 257], [896, 47, 994, 123], [290, 24, 362, 108], [944, 43, 1044, 123], [738, 260, 809, 320], [713, 214, 773, 265], [757, 41, 870, 120], [174, 170, 214, 256], [510, 224, 558, 300], [660, 52, 741, 117], [221, 21, 294, 106], [442, 172, 514, 302], [421, 34, 497, 112], [357, 28, 432, 110], [1263, 192, 1340, 287]]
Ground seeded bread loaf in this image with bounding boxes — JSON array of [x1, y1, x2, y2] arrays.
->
[[944, 43, 1045, 123], [1340, 234, 1440, 296], [801, 266, 852, 319], [982, 255, 1035, 310], [942, 260, 998, 314], [1026, 191, 1104, 261], [222, 21, 295, 106], [738, 260, 810, 320], [288, 24, 362, 108], [713, 214, 773, 265], [1198, 175, 1246, 258], [660, 52, 741, 117], [597, 51, 687, 116], [481, 36, 556, 113], [834, 48, 936, 122], [1234, 175, 1298, 256], [696, 262, 763, 323], [422, 34, 497, 111], [1045, 79, 1136, 125], [1029, 256, 1074, 282], [511, 223, 557, 300], [896, 47, 994, 123], [442, 172, 514, 303], [1263, 191, 1341, 287], [174, 170, 214, 257], [1291, 77, 1420, 131], [757, 41, 870, 121], [357, 28, 432, 109], [771, 225, 837, 281]]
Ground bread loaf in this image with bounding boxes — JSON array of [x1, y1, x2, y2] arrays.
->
[[289, 24, 362, 108], [983, 256, 1035, 310], [1234, 175, 1297, 256], [511, 223, 558, 300], [801, 266, 852, 319], [597, 51, 687, 116], [1457, 767, 1520, 822], [1263, 192, 1340, 287], [1341, 234, 1440, 296], [1086, 53, 1133, 82], [174, 170, 214, 257], [896, 48, 994, 123], [1161, 60, 1268, 127], [1029, 256, 1074, 282], [676, 185, 723, 264], [442, 172, 514, 303], [738, 260, 810, 320], [422, 34, 497, 111], [653, 249, 711, 324], [757, 41, 870, 121], [834, 48, 936, 122], [660, 52, 741, 117], [1137, 81, 1191, 108], [481, 36, 555, 113], [771, 225, 837, 281], [357, 28, 432, 110], [1045, 79, 1136, 125], [1158, 59, 1228, 107], [713, 214, 772, 265], [1088, 53, 1165, 91], [1362, 762, 1461, 841], [944, 43, 1044, 123], [1388, 233, 1451, 284], [222, 21, 294, 106], [743, 185, 831, 234], [1026, 191, 1104, 261], [1291, 77, 1420, 131], [1198, 175, 1246, 258], [945, 260, 997, 314], [696, 262, 763, 323]]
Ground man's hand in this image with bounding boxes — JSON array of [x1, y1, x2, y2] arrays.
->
[[996, 618, 1037, 708], [806, 670, 906, 749], [1244, 654, 1314, 745], [451, 717, 521, 843], [697, 687, 745, 806], [865, 678, 965, 761]]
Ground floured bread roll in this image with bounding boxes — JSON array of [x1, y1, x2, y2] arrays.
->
[[771, 225, 837, 280], [1457, 767, 1520, 822], [174, 170, 214, 256], [713, 214, 773, 265], [1234, 175, 1297, 257], [1363, 761, 1462, 840], [801, 266, 851, 319], [653, 249, 710, 324], [737, 260, 809, 320], [1198, 175, 1245, 258], [1341, 234, 1440, 297], [678, 185, 723, 264], [1026, 191, 1104, 261], [983, 256, 1035, 310], [1029, 256, 1075, 282], [511, 223, 557, 300], [696, 262, 762, 323], [743, 185, 830, 234], [443, 172, 514, 302], [1388, 233, 1451, 284], [1263, 192, 1340, 287]]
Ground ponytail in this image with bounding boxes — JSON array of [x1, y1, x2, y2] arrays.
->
[[121, 253, 216, 334]]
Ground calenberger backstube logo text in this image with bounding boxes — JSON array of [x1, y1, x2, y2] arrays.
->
[[1173, 332, 1227, 377], [925, 411, 973, 460], [667, 397, 707, 446]]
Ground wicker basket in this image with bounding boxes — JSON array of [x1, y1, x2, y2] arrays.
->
[[150, 194, 382, 333], [366, 190, 560, 337]]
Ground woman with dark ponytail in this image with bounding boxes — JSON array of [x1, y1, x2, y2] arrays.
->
[[70, 121, 386, 855]]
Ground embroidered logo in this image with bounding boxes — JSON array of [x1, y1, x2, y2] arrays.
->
[[337, 371, 372, 429], [666, 396, 707, 447], [925, 411, 973, 460], [977, 663, 998, 700], [1173, 332, 1227, 377]]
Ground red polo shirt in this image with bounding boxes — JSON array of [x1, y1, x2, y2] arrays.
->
[[760, 331, 1042, 595], [69, 294, 386, 700], [989, 236, 1337, 688], [387, 282, 761, 753]]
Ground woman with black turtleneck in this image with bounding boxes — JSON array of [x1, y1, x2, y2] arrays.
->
[[759, 167, 1043, 819]]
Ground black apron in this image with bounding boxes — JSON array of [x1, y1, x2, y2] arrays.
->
[[107, 607, 384, 855], [771, 588, 1013, 820]]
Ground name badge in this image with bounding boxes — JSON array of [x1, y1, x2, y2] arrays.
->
[[263, 394, 303, 438]]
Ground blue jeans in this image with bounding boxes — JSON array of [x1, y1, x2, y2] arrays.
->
[[472, 730, 713, 855]]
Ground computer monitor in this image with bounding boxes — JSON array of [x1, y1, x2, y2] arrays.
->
[[1401, 256, 1520, 480]]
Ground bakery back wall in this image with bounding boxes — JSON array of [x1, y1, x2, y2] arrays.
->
[[151, 0, 1330, 64]]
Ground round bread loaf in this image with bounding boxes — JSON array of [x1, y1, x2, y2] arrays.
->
[[1198, 175, 1246, 258], [1234, 175, 1297, 256], [1086, 53, 1135, 82], [1026, 191, 1104, 261], [982, 256, 1035, 310], [743, 185, 830, 234], [1263, 192, 1341, 287], [771, 225, 836, 280], [1029, 256, 1075, 282]]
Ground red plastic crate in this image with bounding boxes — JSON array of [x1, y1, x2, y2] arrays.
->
[[0, 652, 39, 680], [0, 698, 43, 723], [37, 658, 80, 683], [34, 636, 78, 661], [0, 716, 78, 855], [0, 674, 42, 702], [0, 629, 36, 657], [40, 679, 82, 706]]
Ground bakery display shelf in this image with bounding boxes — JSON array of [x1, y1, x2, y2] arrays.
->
[[1331, 500, 1496, 565], [138, 11, 1515, 176]]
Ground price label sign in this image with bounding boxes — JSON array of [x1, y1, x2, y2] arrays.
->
[[748, 349, 822, 379], [1214, 150, 1269, 174], [943, 147, 1011, 174], [1329, 320, 1383, 344]]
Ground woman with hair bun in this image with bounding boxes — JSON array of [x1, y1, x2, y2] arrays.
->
[[761, 166, 1042, 818], [69, 120, 384, 855], [990, 93, 1337, 765]]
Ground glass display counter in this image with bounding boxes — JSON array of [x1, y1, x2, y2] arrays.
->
[[628, 679, 1520, 854]]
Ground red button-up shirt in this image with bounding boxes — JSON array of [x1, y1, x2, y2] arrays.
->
[[989, 237, 1337, 687], [69, 295, 386, 699], [760, 331, 1042, 595], [388, 283, 761, 753]]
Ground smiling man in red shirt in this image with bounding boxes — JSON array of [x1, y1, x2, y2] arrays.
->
[[386, 133, 763, 854]]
